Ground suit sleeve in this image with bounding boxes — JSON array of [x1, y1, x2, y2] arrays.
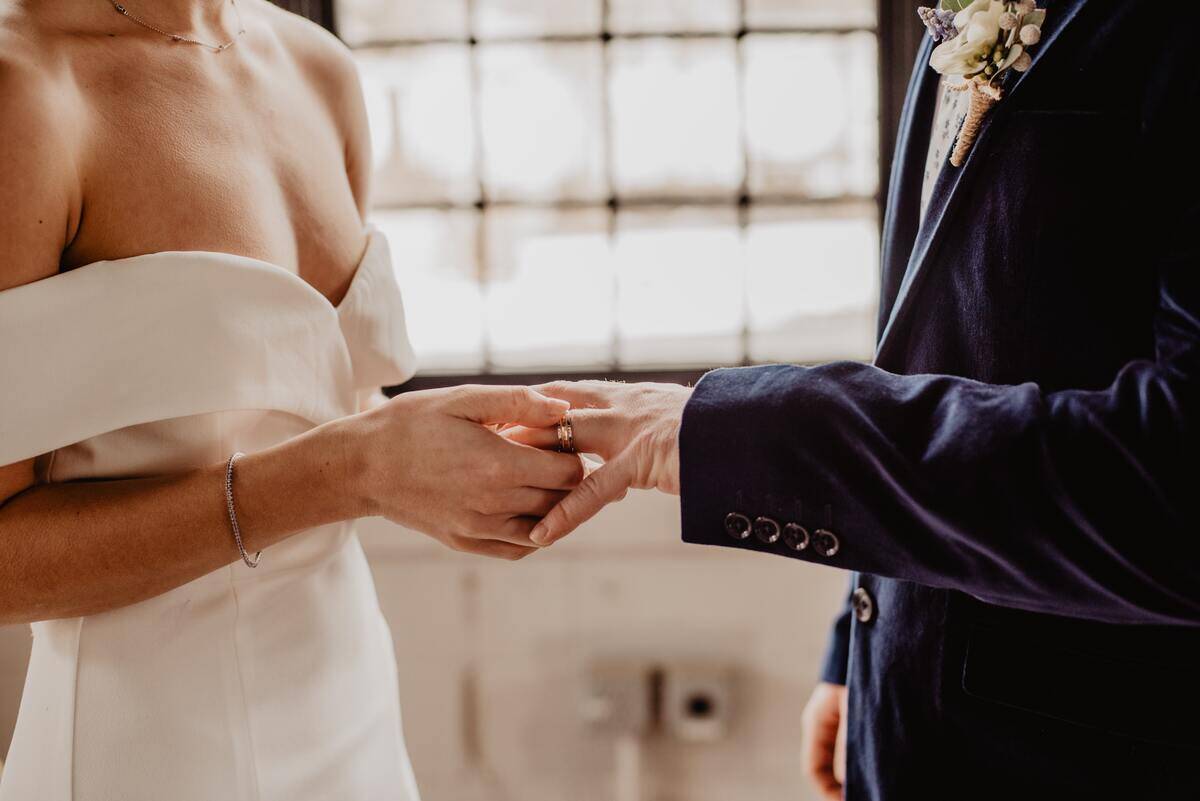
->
[[679, 231, 1199, 625]]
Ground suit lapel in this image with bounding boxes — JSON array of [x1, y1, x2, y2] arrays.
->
[[876, 35, 940, 338], [874, 0, 1090, 365]]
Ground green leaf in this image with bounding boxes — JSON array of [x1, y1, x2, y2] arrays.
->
[[1023, 9, 1046, 27], [940, 0, 972, 11]]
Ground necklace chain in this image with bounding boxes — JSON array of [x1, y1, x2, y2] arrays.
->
[[107, 0, 246, 53]]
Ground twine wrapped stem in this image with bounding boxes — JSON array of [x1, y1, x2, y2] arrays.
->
[[950, 79, 1003, 167]]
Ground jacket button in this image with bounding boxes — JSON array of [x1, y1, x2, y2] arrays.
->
[[812, 528, 840, 558], [724, 513, 752, 540], [782, 523, 809, 552], [851, 587, 875, 624], [753, 516, 781, 544]]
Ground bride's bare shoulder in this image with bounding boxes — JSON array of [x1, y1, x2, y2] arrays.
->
[[255, 1, 362, 99], [253, 1, 372, 207], [0, 3, 83, 289]]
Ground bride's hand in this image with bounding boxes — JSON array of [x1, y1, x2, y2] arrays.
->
[[343, 386, 585, 559]]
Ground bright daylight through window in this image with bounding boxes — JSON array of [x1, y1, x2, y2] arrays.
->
[[337, 0, 880, 375]]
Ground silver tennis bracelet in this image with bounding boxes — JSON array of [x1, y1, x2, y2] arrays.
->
[[225, 452, 262, 569]]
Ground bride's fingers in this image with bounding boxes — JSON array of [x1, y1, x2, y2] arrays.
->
[[502, 425, 558, 449], [503, 443, 586, 490], [452, 385, 569, 427], [490, 488, 569, 518], [533, 380, 616, 409], [449, 533, 539, 561], [462, 514, 541, 547], [530, 453, 634, 546]]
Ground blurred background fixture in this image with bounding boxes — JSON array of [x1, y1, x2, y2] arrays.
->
[[0, 2, 924, 799]]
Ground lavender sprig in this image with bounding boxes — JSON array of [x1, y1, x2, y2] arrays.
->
[[917, 6, 959, 42]]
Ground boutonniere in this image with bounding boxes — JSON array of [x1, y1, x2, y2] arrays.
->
[[917, 1, 1047, 166]]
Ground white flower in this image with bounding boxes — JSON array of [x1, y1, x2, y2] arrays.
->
[[1019, 23, 1042, 45], [929, 0, 1006, 77]]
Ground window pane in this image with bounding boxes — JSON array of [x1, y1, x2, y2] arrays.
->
[[371, 210, 486, 373], [478, 43, 607, 202], [474, 0, 601, 38], [608, 0, 738, 34], [743, 32, 878, 198], [609, 39, 742, 199], [355, 46, 480, 206], [484, 208, 613, 370], [746, 204, 878, 363], [336, 0, 468, 45], [615, 207, 744, 367], [745, 0, 876, 29]]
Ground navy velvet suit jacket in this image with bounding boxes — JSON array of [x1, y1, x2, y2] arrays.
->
[[678, 2, 1199, 798]]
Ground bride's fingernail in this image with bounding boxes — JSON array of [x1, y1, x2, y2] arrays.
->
[[531, 525, 550, 546]]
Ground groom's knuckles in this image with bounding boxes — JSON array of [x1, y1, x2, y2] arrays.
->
[[566, 408, 620, 455]]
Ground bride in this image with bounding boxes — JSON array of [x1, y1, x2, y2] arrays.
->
[[0, 1, 585, 799]]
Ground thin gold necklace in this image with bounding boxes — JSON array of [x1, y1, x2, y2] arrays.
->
[[107, 0, 246, 53]]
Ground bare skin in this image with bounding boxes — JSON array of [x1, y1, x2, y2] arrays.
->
[[801, 681, 848, 800], [0, 0, 582, 625]]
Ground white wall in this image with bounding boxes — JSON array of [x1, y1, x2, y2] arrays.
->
[[0, 491, 845, 800]]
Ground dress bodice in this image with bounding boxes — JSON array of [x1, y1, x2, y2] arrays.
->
[[0, 226, 416, 471]]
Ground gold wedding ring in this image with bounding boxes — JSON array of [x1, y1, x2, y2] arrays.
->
[[556, 412, 576, 454]]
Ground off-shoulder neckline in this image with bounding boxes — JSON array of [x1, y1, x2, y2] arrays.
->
[[50, 229, 384, 312]]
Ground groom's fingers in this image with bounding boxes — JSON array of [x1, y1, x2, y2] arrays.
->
[[503, 409, 623, 457], [529, 453, 633, 546]]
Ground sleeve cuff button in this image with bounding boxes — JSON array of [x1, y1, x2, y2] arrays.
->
[[753, 516, 781, 544], [723, 512, 752, 540], [812, 529, 840, 558], [782, 523, 809, 552]]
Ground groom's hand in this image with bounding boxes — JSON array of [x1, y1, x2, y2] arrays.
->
[[508, 381, 692, 546], [801, 682, 848, 800]]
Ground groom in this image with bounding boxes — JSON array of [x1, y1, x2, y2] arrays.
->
[[522, 2, 1200, 798]]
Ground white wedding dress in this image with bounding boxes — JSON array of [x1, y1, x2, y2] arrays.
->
[[0, 228, 422, 801]]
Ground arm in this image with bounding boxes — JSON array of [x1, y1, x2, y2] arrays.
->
[[527, 245, 1198, 626], [677, 315, 1197, 626], [1, 387, 582, 624], [525, 218, 1198, 624]]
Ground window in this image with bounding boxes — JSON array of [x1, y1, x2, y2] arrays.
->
[[337, 0, 881, 378]]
